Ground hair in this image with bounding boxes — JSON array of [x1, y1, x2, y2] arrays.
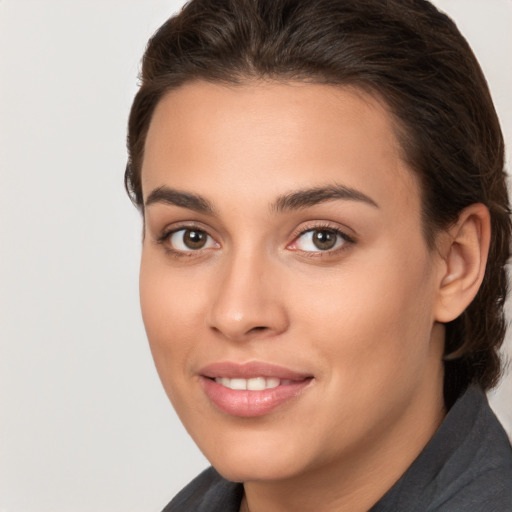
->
[[125, 0, 511, 405]]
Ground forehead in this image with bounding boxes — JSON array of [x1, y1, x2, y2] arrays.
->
[[142, 80, 420, 217]]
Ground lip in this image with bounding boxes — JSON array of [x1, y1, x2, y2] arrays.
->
[[200, 361, 312, 380], [199, 361, 314, 418]]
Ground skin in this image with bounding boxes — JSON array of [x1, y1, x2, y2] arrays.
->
[[139, 81, 487, 511]]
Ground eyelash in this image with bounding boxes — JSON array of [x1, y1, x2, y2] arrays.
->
[[155, 222, 355, 258], [289, 223, 355, 257], [156, 224, 217, 257]]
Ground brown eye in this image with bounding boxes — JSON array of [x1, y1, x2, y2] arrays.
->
[[169, 228, 216, 251], [312, 230, 338, 250], [183, 230, 207, 249], [293, 228, 347, 252]]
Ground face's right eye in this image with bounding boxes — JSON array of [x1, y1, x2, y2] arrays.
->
[[167, 228, 217, 252]]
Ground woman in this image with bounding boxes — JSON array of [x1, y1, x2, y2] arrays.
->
[[125, 0, 512, 510]]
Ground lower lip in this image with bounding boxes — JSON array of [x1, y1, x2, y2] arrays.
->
[[200, 377, 313, 418]]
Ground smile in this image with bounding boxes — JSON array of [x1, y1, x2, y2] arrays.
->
[[214, 377, 294, 390], [199, 362, 314, 417]]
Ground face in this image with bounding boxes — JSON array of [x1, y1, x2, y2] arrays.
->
[[139, 81, 446, 484]]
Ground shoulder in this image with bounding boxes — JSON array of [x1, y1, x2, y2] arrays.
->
[[161, 467, 243, 512], [427, 388, 512, 511], [373, 386, 512, 512], [428, 466, 512, 511]]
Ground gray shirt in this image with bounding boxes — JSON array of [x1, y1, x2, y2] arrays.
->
[[163, 386, 512, 511]]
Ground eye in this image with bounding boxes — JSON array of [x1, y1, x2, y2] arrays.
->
[[168, 228, 217, 252], [292, 228, 349, 252]]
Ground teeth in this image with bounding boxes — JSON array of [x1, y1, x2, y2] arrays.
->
[[266, 377, 280, 389], [247, 377, 266, 391], [230, 378, 247, 390], [214, 376, 284, 390]]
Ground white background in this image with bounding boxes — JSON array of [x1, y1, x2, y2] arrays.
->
[[0, 1, 510, 511]]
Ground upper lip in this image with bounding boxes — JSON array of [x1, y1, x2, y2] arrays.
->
[[199, 361, 313, 380]]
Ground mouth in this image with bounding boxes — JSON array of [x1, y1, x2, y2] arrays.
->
[[213, 376, 294, 390], [199, 362, 314, 417]]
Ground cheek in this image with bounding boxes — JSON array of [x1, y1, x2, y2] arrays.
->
[[139, 252, 206, 385], [139, 260, 217, 429], [290, 248, 437, 384]]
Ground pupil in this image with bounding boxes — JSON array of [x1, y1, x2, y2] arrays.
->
[[313, 230, 336, 250], [184, 230, 206, 249]]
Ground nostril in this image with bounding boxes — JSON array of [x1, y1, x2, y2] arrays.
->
[[249, 326, 268, 333]]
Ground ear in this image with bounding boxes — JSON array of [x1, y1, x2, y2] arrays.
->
[[434, 203, 491, 323]]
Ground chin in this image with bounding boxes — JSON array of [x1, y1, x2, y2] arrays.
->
[[212, 455, 301, 484], [196, 428, 315, 483]]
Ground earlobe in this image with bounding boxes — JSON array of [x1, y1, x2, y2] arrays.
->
[[434, 203, 491, 323]]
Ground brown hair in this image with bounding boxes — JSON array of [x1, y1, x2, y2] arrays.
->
[[125, 0, 511, 405]]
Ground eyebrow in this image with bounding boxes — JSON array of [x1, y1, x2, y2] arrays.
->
[[144, 183, 378, 215], [145, 186, 215, 214], [271, 184, 379, 212]]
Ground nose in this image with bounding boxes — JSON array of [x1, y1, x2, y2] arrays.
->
[[206, 249, 289, 341]]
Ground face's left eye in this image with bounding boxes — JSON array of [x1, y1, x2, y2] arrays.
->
[[292, 228, 348, 252], [168, 228, 217, 252]]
